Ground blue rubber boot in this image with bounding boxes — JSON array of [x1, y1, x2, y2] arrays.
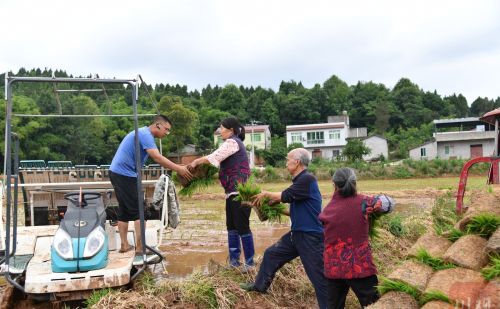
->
[[240, 233, 255, 267], [227, 230, 241, 267]]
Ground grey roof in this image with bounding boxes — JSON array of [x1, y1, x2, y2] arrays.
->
[[433, 117, 480, 125]]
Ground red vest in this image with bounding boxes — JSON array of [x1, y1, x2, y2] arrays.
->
[[319, 192, 377, 279]]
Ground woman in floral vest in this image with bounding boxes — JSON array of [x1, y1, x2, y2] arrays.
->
[[189, 117, 254, 269]]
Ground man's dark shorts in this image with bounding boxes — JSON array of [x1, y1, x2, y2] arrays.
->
[[109, 171, 139, 221]]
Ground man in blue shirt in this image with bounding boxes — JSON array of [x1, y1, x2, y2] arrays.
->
[[241, 148, 328, 309], [109, 115, 192, 255]]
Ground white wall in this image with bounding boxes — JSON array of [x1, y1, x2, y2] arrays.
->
[[362, 136, 388, 161], [436, 140, 496, 159], [409, 142, 437, 160]]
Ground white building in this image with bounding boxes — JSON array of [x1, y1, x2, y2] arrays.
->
[[214, 125, 271, 150], [409, 141, 438, 160], [285, 114, 370, 160], [286, 122, 348, 159], [362, 135, 389, 161], [408, 117, 496, 160]]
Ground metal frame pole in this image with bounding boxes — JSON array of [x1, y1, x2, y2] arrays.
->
[[3, 76, 25, 292], [131, 81, 148, 279]]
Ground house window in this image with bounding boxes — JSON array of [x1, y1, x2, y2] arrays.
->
[[307, 131, 324, 144], [444, 145, 454, 155], [251, 133, 261, 142], [420, 147, 427, 157], [291, 132, 302, 143], [329, 129, 341, 140]]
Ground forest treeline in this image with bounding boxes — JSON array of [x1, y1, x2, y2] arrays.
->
[[1, 68, 499, 166]]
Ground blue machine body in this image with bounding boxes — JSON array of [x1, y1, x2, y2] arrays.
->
[[51, 191, 109, 273]]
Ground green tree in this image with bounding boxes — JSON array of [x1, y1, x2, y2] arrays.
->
[[163, 102, 199, 155], [444, 94, 469, 118], [215, 84, 248, 121], [374, 100, 391, 135], [350, 81, 391, 130], [260, 136, 287, 167], [246, 86, 274, 119], [391, 78, 425, 128], [197, 107, 231, 149], [0, 95, 47, 161], [158, 95, 183, 111], [323, 75, 351, 116], [470, 97, 495, 116], [342, 138, 371, 161], [260, 98, 282, 136], [386, 123, 433, 159], [60, 95, 106, 164]]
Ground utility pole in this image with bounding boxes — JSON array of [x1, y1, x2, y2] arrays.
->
[[250, 120, 256, 168]]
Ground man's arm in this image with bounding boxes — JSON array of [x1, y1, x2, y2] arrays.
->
[[146, 148, 193, 180]]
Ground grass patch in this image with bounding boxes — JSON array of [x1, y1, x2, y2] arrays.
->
[[446, 228, 465, 242], [413, 248, 456, 271], [377, 277, 420, 299], [84, 288, 114, 308], [419, 290, 452, 306], [181, 273, 219, 309], [432, 193, 462, 241], [136, 270, 156, 291], [465, 213, 500, 238], [481, 254, 500, 280]]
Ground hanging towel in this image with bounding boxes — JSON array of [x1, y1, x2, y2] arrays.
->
[[152, 174, 181, 228]]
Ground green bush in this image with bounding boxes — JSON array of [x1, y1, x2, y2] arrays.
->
[[263, 166, 279, 181], [392, 166, 413, 179]]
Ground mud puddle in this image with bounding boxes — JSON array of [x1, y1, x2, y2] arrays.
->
[[158, 225, 289, 279]]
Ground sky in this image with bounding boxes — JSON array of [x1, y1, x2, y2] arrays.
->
[[1, 0, 500, 104]]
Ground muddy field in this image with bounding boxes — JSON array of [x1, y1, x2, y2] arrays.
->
[[0, 176, 487, 308], [159, 185, 441, 278]]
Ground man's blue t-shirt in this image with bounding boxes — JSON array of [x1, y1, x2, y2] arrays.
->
[[281, 169, 323, 234], [110, 126, 158, 177]]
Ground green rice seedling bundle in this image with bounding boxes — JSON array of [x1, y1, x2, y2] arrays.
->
[[414, 248, 456, 271], [234, 178, 261, 202], [369, 212, 383, 239], [257, 197, 287, 223], [368, 195, 396, 239], [465, 213, 500, 238], [235, 179, 286, 222], [481, 254, 500, 280], [175, 164, 219, 196], [377, 277, 420, 299], [419, 290, 452, 306]]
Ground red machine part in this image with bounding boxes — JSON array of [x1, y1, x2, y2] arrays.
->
[[456, 156, 500, 214]]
